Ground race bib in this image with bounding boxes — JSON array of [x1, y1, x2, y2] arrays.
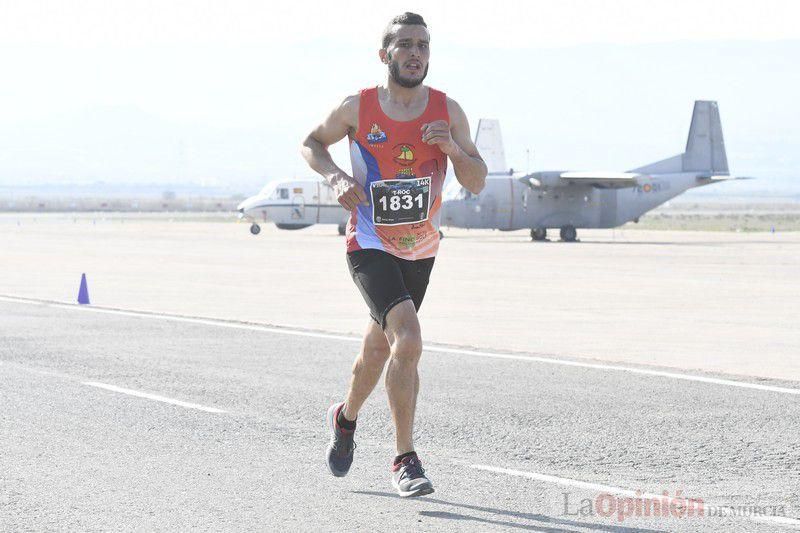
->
[[370, 177, 431, 226]]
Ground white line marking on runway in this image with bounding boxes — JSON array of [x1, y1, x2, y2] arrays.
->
[[83, 381, 226, 413], [424, 345, 800, 395], [469, 464, 800, 528], [2, 295, 799, 396]]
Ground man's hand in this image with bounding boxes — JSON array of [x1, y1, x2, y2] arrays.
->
[[331, 173, 368, 211], [421, 120, 459, 156]]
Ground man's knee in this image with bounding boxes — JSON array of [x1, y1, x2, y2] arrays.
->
[[385, 299, 423, 363], [390, 329, 422, 363], [361, 341, 391, 365], [356, 321, 391, 369], [388, 323, 423, 363]]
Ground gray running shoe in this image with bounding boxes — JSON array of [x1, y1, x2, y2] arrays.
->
[[325, 402, 356, 477], [391, 454, 434, 497]]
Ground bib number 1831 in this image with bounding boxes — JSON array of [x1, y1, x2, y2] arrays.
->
[[377, 193, 425, 212], [370, 177, 431, 226]]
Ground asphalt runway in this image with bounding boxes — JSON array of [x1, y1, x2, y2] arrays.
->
[[2, 298, 799, 531]]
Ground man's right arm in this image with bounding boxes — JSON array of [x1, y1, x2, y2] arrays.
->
[[300, 95, 368, 211]]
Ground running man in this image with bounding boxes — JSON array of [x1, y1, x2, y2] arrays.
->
[[300, 12, 487, 497]]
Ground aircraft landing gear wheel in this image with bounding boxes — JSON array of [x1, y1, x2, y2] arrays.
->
[[250, 223, 261, 235], [531, 228, 547, 241], [560, 225, 577, 242], [337, 223, 346, 236]]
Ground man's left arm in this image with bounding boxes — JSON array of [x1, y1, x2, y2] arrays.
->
[[420, 98, 487, 194]]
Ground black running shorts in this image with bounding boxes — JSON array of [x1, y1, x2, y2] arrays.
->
[[346, 248, 436, 330]]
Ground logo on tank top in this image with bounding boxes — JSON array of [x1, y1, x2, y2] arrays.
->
[[366, 123, 387, 144], [398, 234, 417, 249], [393, 144, 416, 166], [395, 168, 416, 178]]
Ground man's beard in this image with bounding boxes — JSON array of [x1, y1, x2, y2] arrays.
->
[[389, 59, 429, 88]]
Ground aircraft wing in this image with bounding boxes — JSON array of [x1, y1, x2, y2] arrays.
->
[[696, 174, 755, 182], [558, 171, 641, 189]]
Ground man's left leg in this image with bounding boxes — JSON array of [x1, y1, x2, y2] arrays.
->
[[384, 300, 434, 497]]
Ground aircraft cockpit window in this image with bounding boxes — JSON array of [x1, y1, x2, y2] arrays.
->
[[276, 188, 289, 200], [259, 183, 278, 197]]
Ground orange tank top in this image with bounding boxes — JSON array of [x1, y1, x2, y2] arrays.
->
[[346, 86, 449, 260]]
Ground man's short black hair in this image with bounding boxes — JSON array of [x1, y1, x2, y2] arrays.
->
[[381, 12, 427, 49]]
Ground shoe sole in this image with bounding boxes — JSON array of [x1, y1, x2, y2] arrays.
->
[[392, 478, 435, 498], [326, 402, 349, 477]]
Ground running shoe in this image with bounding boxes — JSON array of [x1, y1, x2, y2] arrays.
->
[[391, 454, 434, 497], [325, 402, 356, 477]]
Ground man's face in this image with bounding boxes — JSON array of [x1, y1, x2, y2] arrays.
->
[[383, 24, 430, 88]]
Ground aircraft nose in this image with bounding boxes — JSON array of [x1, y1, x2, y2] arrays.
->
[[237, 197, 256, 217], [237, 197, 256, 211]]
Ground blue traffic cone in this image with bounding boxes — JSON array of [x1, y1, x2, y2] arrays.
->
[[77, 273, 90, 305]]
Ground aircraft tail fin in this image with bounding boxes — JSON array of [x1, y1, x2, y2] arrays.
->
[[683, 100, 728, 173], [474, 119, 508, 174], [631, 101, 729, 175]]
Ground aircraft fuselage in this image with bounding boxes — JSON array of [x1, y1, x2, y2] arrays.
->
[[441, 172, 703, 230]]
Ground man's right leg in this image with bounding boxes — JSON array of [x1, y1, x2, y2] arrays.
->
[[326, 318, 389, 477], [329, 249, 403, 477], [342, 319, 391, 421]]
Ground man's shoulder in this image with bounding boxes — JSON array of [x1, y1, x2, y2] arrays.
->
[[333, 93, 360, 127], [443, 94, 461, 109], [444, 95, 466, 124], [419, 86, 460, 118], [340, 93, 361, 112]]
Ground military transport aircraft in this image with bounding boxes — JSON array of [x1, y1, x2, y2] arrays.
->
[[441, 101, 750, 241]]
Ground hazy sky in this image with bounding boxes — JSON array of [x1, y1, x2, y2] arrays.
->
[[1, 0, 798, 191]]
